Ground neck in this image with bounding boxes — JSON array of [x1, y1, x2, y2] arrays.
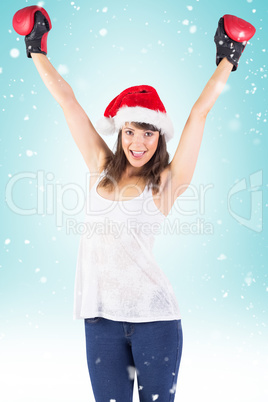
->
[[123, 164, 143, 179], [122, 168, 141, 179]]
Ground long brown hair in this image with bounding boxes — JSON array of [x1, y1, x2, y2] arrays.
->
[[98, 122, 170, 195]]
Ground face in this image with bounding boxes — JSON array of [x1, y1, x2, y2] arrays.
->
[[121, 122, 160, 168]]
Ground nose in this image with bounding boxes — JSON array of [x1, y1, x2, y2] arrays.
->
[[132, 135, 144, 147]]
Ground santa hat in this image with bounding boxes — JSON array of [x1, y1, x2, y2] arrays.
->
[[95, 85, 174, 142]]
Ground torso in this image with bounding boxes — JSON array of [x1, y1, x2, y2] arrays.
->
[[89, 164, 176, 217]]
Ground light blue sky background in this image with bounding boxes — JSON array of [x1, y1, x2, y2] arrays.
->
[[1, 0, 267, 401]]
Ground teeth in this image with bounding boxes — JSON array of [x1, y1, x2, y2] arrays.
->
[[131, 151, 145, 154]]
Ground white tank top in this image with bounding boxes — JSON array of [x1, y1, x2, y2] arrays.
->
[[73, 170, 181, 322]]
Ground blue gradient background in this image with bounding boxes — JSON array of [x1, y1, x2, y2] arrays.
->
[[0, 0, 267, 401]]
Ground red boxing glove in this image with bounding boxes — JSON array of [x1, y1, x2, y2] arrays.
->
[[12, 6, 52, 58], [223, 14, 256, 42], [214, 14, 256, 71]]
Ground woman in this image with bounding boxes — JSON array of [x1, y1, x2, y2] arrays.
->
[[13, 6, 255, 402]]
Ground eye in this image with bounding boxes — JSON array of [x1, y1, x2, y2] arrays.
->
[[145, 132, 153, 137], [125, 130, 133, 135]]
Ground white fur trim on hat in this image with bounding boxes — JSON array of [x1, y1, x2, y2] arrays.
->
[[96, 106, 174, 142], [95, 116, 115, 136]]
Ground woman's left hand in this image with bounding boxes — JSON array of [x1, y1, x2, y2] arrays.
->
[[214, 14, 256, 72]]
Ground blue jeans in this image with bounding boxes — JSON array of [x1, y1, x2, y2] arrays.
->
[[84, 317, 183, 402]]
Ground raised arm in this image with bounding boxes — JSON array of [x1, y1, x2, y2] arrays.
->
[[169, 14, 256, 194], [13, 5, 112, 173], [170, 57, 232, 190], [31, 53, 113, 172]]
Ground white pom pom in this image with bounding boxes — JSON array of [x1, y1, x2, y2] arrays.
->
[[95, 117, 115, 135]]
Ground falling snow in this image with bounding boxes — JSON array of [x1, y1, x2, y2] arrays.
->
[[217, 254, 227, 261], [127, 365, 136, 380], [190, 25, 197, 33], [245, 272, 256, 286], [57, 64, 69, 75], [10, 48, 20, 58], [169, 382, 177, 394], [70, 1, 80, 10], [99, 28, 108, 37], [26, 150, 33, 157]]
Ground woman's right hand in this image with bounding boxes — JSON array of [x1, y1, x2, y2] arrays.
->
[[12, 5, 52, 58]]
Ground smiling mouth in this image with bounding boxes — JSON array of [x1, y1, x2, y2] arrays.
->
[[130, 150, 146, 158]]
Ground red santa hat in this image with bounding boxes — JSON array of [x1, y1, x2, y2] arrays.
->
[[95, 85, 174, 142]]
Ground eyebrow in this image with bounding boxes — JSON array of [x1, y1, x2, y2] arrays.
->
[[124, 127, 154, 132]]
